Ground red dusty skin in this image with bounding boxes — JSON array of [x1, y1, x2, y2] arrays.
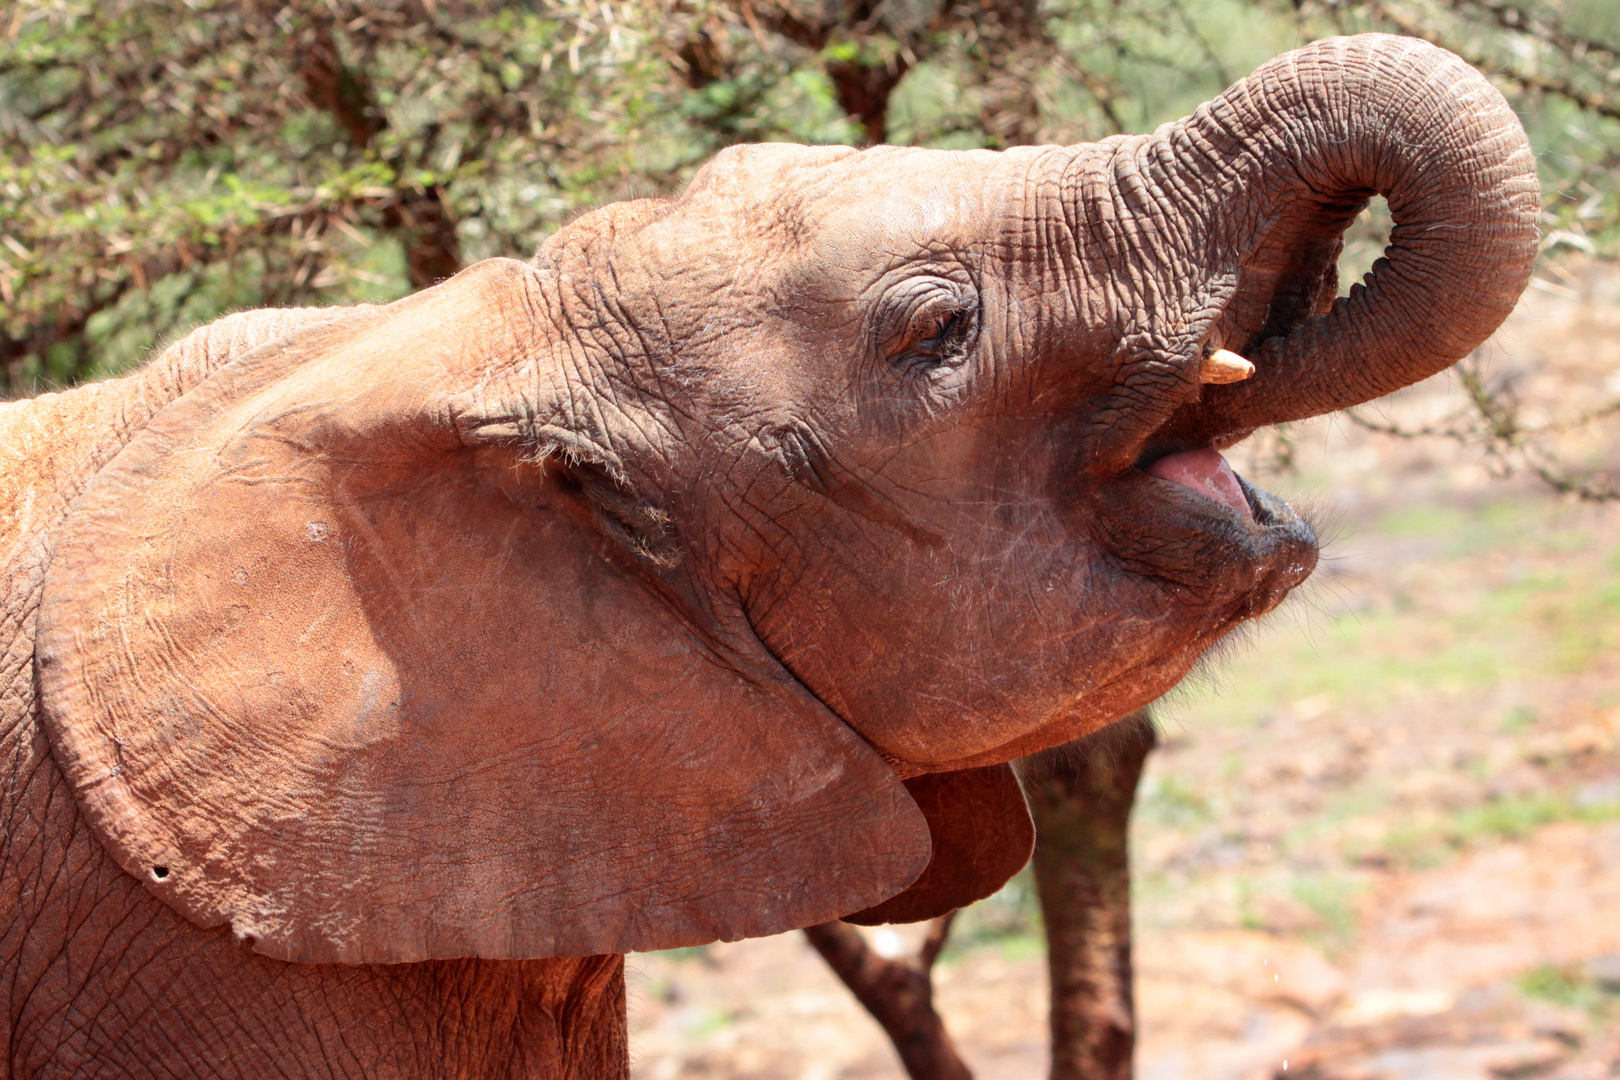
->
[[1146, 448, 1252, 519]]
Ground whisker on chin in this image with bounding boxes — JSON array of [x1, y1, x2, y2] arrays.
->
[[1150, 478, 1383, 748]]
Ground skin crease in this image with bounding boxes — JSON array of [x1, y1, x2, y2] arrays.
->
[[3, 35, 1537, 1078]]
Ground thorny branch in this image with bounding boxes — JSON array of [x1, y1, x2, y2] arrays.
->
[[1360, 0, 1620, 124], [1342, 354, 1620, 503], [1452, 0, 1620, 69]]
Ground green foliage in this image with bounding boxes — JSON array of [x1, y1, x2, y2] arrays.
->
[[1, 0, 694, 393], [6, 0, 1620, 396]]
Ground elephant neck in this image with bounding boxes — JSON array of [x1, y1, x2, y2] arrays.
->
[[0, 349, 242, 1061]]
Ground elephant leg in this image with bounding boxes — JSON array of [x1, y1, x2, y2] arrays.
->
[[1023, 712, 1157, 1080]]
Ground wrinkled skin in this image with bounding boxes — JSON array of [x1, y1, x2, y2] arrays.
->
[[1, 36, 1536, 1078], [1, 315, 628, 1078]]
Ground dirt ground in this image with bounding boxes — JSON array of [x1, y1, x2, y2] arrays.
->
[[626, 259, 1620, 1080]]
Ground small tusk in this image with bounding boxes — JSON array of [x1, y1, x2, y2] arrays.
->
[[1200, 349, 1255, 385]]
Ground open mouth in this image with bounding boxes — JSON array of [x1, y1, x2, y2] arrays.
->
[[1133, 445, 1292, 534], [1143, 447, 1253, 519], [1124, 347, 1296, 534], [1102, 428, 1316, 606]]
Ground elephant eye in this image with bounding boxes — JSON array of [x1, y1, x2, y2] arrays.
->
[[874, 274, 978, 381], [890, 304, 970, 372], [919, 312, 960, 348]]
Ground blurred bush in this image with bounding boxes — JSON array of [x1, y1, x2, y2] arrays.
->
[[4, 0, 1619, 396]]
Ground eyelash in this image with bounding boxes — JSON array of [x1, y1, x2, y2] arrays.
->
[[920, 312, 960, 348], [899, 310, 967, 372]]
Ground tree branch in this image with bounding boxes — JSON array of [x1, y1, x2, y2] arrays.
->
[[1451, 0, 1620, 68], [803, 918, 972, 1080], [1342, 354, 1620, 504], [1367, 0, 1620, 123]]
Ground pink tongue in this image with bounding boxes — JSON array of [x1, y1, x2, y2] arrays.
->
[[1146, 448, 1252, 519]]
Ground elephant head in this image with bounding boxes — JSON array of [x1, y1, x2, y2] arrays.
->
[[35, 35, 1537, 965]]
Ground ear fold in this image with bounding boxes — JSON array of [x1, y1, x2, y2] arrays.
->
[[37, 259, 929, 964], [842, 764, 1034, 926]]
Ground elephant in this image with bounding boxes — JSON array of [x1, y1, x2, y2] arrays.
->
[[0, 33, 1536, 1079]]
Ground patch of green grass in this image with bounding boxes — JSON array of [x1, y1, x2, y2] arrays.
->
[[944, 867, 1042, 959], [642, 974, 679, 1004], [1136, 774, 1216, 829], [1456, 795, 1572, 840], [1280, 785, 1394, 860], [1376, 818, 1452, 871], [1500, 705, 1538, 733], [1234, 875, 1265, 932], [1220, 872, 1363, 950], [1128, 867, 1185, 920], [1290, 872, 1363, 952], [1534, 526, 1593, 554], [983, 932, 1049, 963], [684, 1008, 734, 1038], [1552, 579, 1620, 672], [1370, 794, 1620, 871], [1402, 498, 1594, 559], [1519, 963, 1620, 1019], [1178, 612, 1538, 730], [1375, 504, 1470, 540], [1520, 963, 1587, 1007], [1482, 570, 1568, 619]]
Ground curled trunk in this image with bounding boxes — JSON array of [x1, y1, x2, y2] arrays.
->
[[1156, 34, 1540, 441]]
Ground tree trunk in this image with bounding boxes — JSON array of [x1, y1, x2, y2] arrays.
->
[[812, 713, 1155, 1080], [298, 14, 461, 289], [1022, 712, 1156, 1080]]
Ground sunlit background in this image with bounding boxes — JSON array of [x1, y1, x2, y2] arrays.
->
[[6, 2, 1620, 1076]]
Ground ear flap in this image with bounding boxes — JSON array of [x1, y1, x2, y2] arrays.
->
[[842, 763, 1033, 926], [37, 259, 929, 964]]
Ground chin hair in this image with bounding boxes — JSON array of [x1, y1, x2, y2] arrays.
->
[[1022, 488, 1354, 774], [1170, 486, 1352, 710], [1014, 707, 1157, 781]]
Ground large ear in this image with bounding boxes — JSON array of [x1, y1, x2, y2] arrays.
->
[[37, 258, 929, 964], [842, 764, 1033, 926]]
